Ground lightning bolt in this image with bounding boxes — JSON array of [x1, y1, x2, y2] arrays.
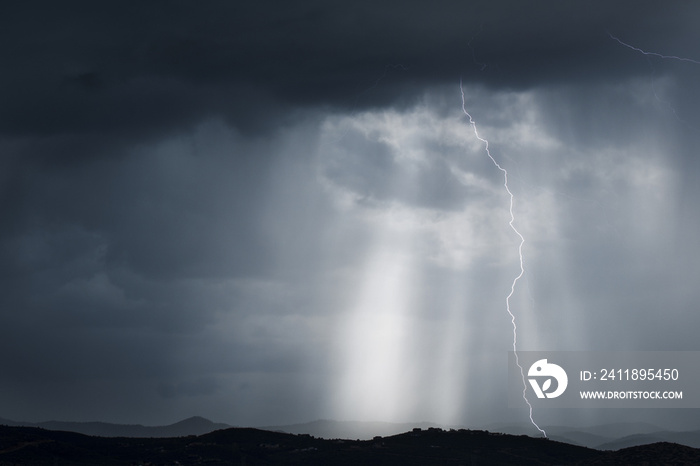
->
[[460, 79, 547, 438], [608, 32, 700, 64], [609, 32, 699, 125]]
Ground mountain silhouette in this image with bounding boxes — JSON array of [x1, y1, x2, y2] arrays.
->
[[0, 415, 231, 438], [1, 424, 699, 465]]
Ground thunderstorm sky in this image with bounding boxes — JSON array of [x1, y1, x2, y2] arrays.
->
[[2, 1, 700, 431]]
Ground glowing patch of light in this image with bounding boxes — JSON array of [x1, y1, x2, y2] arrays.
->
[[332, 246, 416, 422], [319, 99, 563, 429]]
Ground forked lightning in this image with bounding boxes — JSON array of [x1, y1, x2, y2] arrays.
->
[[460, 80, 546, 437]]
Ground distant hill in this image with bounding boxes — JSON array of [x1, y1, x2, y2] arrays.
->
[[579, 441, 700, 465], [0, 416, 231, 438], [1, 424, 699, 465], [539, 422, 660, 449], [536, 423, 700, 450], [548, 431, 613, 449], [597, 429, 700, 450], [260, 419, 444, 440], [263, 419, 700, 451], [485, 421, 664, 440], [482, 421, 700, 450]]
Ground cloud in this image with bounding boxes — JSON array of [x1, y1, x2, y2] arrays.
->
[[2, 1, 697, 146]]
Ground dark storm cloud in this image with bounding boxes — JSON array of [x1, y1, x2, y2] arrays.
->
[[2, 1, 696, 144], [1, 146, 269, 279]]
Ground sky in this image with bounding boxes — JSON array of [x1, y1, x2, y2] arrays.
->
[[2, 1, 700, 433]]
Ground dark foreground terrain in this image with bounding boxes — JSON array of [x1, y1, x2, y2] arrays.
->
[[0, 424, 698, 465]]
